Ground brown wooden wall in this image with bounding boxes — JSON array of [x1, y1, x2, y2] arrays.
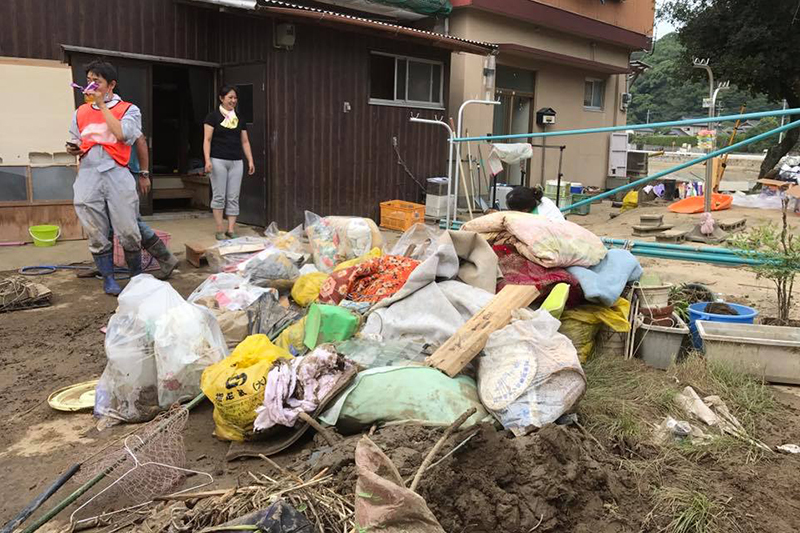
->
[[266, 24, 449, 227], [0, 1, 451, 228]]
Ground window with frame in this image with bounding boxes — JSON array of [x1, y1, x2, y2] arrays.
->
[[584, 78, 606, 110], [369, 52, 444, 108]]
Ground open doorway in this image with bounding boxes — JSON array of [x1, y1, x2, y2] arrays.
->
[[150, 65, 214, 212], [492, 65, 535, 186]]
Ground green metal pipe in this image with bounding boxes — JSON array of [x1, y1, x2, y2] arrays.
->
[[602, 238, 741, 256], [455, 107, 800, 142], [561, 118, 800, 213], [617, 247, 765, 266]]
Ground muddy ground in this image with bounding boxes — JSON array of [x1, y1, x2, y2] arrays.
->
[[1, 201, 799, 532]]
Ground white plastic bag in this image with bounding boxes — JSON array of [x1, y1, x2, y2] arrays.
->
[[154, 304, 228, 406], [95, 275, 228, 427], [237, 248, 302, 289], [305, 211, 383, 272], [478, 308, 586, 436]]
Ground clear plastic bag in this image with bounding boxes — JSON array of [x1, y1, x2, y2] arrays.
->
[[478, 308, 586, 436], [304, 211, 383, 272], [237, 248, 301, 290], [264, 222, 309, 256], [205, 236, 271, 273], [154, 304, 228, 407], [95, 276, 228, 427]]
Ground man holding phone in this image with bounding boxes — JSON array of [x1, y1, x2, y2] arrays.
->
[[67, 59, 143, 296]]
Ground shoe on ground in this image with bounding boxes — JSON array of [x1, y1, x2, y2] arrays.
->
[[215, 232, 227, 240]]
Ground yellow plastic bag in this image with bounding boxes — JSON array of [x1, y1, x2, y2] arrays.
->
[[559, 298, 631, 362], [620, 191, 638, 213], [275, 317, 307, 354], [291, 272, 328, 307], [333, 247, 382, 272], [200, 334, 292, 441]]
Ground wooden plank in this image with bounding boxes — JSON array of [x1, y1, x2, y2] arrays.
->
[[426, 285, 540, 377], [185, 242, 208, 268], [757, 178, 792, 190]]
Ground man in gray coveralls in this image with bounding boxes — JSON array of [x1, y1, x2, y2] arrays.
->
[[67, 59, 142, 295]]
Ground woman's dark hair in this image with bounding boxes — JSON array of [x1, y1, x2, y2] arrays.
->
[[84, 59, 118, 83], [505, 186, 544, 212], [218, 85, 239, 100]]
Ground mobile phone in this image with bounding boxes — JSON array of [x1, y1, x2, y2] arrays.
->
[[66, 141, 80, 150]]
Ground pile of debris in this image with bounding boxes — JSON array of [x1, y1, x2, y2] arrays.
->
[[16, 207, 782, 533]]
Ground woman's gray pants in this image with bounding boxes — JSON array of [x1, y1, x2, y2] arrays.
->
[[210, 158, 244, 216]]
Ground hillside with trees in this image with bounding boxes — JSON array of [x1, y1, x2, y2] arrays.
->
[[628, 33, 776, 127]]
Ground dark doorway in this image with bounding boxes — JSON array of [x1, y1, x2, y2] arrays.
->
[[223, 64, 267, 226]]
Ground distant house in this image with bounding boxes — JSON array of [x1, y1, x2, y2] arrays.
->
[[447, 0, 655, 188]]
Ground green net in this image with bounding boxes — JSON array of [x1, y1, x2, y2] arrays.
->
[[373, 0, 452, 16]]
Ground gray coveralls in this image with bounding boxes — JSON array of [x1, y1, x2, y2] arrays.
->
[[69, 95, 143, 255]]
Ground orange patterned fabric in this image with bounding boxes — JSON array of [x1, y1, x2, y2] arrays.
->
[[317, 255, 420, 305]]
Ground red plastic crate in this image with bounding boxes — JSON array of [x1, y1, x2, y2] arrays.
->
[[113, 229, 171, 272]]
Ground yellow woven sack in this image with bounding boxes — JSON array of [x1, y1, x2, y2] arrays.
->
[[200, 334, 292, 441], [291, 272, 328, 307], [559, 298, 631, 363]]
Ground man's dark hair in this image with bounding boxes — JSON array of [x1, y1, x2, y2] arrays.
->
[[505, 186, 544, 212], [84, 59, 118, 83]]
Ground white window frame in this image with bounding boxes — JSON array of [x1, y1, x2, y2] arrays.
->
[[584, 78, 606, 111], [369, 51, 445, 110]]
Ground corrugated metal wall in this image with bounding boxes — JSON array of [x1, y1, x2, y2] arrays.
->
[[0, 0, 450, 227], [266, 24, 449, 227]]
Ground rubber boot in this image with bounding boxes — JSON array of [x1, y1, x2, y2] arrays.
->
[[125, 249, 143, 278], [93, 252, 121, 296], [142, 234, 179, 280]]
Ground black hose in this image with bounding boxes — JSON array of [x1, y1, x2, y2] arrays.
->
[[1, 464, 80, 533]]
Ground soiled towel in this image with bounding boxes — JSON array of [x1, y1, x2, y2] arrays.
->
[[254, 346, 348, 431], [566, 249, 642, 307]]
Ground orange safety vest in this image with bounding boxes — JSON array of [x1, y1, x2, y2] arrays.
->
[[76, 100, 133, 167]]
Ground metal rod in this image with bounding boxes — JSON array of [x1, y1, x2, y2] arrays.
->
[[454, 107, 800, 142], [1, 465, 80, 533], [561, 118, 800, 213], [455, 99, 500, 224], [410, 117, 454, 227]]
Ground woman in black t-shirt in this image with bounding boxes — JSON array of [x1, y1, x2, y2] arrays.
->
[[203, 85, 255, 240]]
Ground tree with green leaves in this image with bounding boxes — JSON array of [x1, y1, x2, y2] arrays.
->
[[661, 0, 800, 176]]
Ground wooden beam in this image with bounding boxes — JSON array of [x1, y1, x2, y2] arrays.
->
[[426, 284, 540, 377]]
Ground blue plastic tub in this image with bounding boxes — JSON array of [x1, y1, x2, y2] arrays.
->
[[688, 302, 759, 349]]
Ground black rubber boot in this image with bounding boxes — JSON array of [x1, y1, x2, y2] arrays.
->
[[142, 234, 179, 280], [125, 249, 143, 278], [93, 253, 121, 296]]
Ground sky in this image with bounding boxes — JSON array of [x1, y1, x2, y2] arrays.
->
[[654, 0, 678, 39]]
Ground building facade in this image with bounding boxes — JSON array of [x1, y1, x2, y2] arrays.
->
[[0, 0, 491, 241], [448, 0, 655, 190]]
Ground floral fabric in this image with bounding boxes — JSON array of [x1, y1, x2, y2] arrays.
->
[[318, 256, 420, 305]]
